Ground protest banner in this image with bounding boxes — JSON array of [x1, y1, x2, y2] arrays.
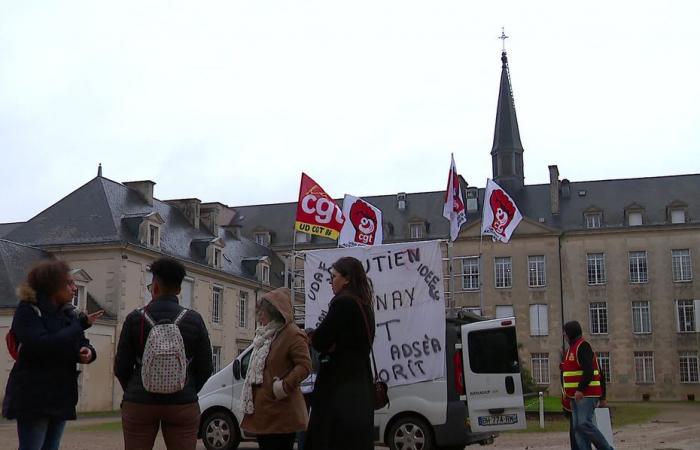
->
[[338, 194, 383, 247], [304, 240, 445, 387]]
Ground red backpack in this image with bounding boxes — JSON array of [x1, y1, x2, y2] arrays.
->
[[5, 304, 42, 361]]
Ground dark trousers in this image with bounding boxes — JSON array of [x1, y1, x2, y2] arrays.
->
[[121, 401, 200, 450], [16, 417, 66, 450], [257, 432, 296, 450]]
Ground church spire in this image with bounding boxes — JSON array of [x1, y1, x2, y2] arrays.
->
[[491, 29, 525, 194]]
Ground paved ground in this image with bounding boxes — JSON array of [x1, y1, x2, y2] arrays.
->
[[0, 402, 697, 449]]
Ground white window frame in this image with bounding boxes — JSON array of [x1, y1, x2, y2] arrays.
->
[[148, 223, 160, 247], [179, 277, 194, 309], [672, 249, 693, 282], [212, 286, 223, 325], [631, 301, 652, 334], [530, 353, 550, 385], [239, 291, 248, 328], [212, 346, 222, 373], [585, 212, 602, 229], [628, 211, 643, 226], [72, 284, 86, 309], [460, 257, 480, 291], [494, 257, 512, 289], [213, 248, 222, 269], [464, 307, 482, 316], [409, 223, 424, 239], [254, 232, 270, 246], [629, 251, 648, 283], [589, 302, 608, 334], [671, 209, 686, 224], [529, 304, 549, 336], [528, 255, 546, 287], [495, 305, 514, 319], [634, 351, 655, 384], [679, 351, 699, 383], [596, 352, 612, 383], [675, 299, 699, 333], [295, 231, 311, 243], [261, 264, 270, 284], [587, 253, 606, 285]]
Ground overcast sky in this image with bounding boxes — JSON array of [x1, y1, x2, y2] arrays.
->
[[1, 1, 698, 223]]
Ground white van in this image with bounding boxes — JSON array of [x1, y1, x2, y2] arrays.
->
[[197, 313, 525, 450]]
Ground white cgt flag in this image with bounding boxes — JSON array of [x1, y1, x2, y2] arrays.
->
[[338, 195, 383, 247], [442, 154, 467, 241], [481, 179, 523, 243]]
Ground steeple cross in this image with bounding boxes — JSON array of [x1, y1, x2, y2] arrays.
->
[[499, 27, 509, 52]]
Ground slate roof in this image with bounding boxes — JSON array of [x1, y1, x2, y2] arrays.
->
[[5, 176, 283, 286], [0, 239, 49, 308], [233, 173, 700, 247], [0, 222, 23, 238]]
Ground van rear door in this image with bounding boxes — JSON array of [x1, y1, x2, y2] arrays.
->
[[461, 317, 526, 432]]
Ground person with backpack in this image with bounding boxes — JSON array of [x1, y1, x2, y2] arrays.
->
[[2, 259, 102, 450], [114, 257, 213, 450]]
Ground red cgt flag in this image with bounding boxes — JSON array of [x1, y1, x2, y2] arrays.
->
[[295, 173, 345, 240]]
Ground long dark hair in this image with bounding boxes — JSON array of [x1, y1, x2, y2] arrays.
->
[[332, 256, 373, 307]]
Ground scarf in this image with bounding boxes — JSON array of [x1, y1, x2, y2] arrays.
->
[[240, 321, 283, 415]]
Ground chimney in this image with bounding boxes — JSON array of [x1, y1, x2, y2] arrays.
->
[[548, 165, 560, 215], [200, 202, 227, 235], [166, 198, 202, 229], [124, 180, 155, 206]]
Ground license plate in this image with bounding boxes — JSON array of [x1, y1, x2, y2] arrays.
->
[[478, 414, 518, 426]]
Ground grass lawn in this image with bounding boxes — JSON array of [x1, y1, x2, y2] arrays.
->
[[71, 421, 123, 432], [524, 395, 561, 412]]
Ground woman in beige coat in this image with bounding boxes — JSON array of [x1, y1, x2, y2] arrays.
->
[[240, 287, 311, 450]]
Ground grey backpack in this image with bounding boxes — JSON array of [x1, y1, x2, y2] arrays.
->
[[140, 309, 189, 394]]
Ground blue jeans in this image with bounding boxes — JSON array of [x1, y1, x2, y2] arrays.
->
[[17, 417, 66, 450], [571, 397, 613, 450]]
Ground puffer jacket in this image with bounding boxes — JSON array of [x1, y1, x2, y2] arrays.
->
[[2, 287, 97, 420], [114, 295, 213, 404]]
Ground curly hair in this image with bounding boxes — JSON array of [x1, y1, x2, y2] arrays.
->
[[23, 259, 71, 297]]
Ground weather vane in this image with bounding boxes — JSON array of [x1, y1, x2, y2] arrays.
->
[[499, 27, 509, 52]]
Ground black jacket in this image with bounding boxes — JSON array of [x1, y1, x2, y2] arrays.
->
[[2, 295, 96, 420], [307, 292, 375, 450], [114, 296, 213, 405]]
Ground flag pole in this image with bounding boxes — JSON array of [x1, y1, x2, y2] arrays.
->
[[478, 225, 485, 314]]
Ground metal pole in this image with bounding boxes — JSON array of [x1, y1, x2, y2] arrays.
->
[[448, 240, 455, 309], [539, 391, 544, 429], [478, 230, 485, 313]]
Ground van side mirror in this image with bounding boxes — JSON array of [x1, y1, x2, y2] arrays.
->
[[232, 360, 241, 380]]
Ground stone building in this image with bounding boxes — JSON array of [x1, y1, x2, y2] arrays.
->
[[230, 51, 700, 401], [1, 173, 283, 411]]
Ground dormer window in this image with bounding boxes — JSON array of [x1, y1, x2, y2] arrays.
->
[[397, 193, 407, 211], [295, 231, 311, 244], [667, 201, 688, 224], [585, 212, 602, 229], [148, 224, 159, 247], [137, 212, 165, 249], [69, 268, 92, 309], [254, 231, 270, 247], [409, 222, 424, 239], [261, 264, 270, 284], [625, 203, 645, 227], [206, 237, 226, 269], [671, 209, 686, 224]]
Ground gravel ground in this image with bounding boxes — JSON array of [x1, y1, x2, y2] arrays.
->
[[0, 402, 697, 450]]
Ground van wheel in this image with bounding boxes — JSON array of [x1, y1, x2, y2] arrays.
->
[[201, 412, 240, 450], [388, 416, 434, 450]]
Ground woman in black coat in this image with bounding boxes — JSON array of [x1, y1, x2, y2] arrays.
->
[[2, 259, 102, 450], [306, 256, 375, 450]]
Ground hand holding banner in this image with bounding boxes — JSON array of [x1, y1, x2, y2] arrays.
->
[[295, 173, 345, 240]]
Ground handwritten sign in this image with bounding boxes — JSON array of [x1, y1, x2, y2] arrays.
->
[[304, 240, 446, 387]]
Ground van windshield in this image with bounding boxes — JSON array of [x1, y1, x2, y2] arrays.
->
[[467, 327, 519, 374]]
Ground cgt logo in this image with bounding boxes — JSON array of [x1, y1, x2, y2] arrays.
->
[[300, 193, 344, 225]]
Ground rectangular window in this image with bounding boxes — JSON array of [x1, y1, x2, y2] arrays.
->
[[585, 212, 602, 229], [495, 305, 514, 319], [629, 251, 648, 283], [596, 352, 612, 383], [254, 232, 269, 246], [464, 307, 482, 316], [409, 223, 424, 239], [589, 302, 608, 334], [680, 351, 699, 383], [212, 286, 223, 324], [212, 346, 222, 373], [628, 212, 643, 226], [213, 248, 222, 268], [631, 301, 652, 334], [148, 224, 159, 247], [587, 253, 606, 285], [634, 351, 655, 384], [460, 257, 480, 290], [239, 291, 248, 328], [530, 353, 550, 384], [262, 265, 270, 284], [494, 257, 512, 289], [72, 285, 85, 308], [676, 300, 697, 332], [528, 255, 546, 287], [671, 209, 686, 224], [529, 304, 549, 336], [179, 278, 194, 309], [672, 249, 692, 282]]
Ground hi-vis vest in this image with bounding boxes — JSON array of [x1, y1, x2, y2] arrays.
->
[[560, 338, 602, 399]]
